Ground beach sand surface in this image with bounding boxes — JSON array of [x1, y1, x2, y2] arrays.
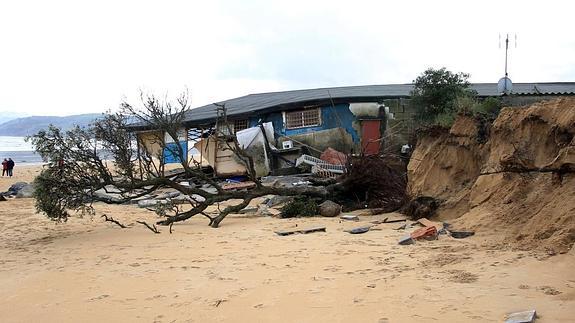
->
[[0, 166, 574, 322]]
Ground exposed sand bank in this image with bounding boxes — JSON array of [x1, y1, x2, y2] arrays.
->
[[408, 98, 575, 253], [0, 166, 574, 322]]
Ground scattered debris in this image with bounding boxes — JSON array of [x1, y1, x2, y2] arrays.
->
[[274, 229, 295, 236], [172, 194, 205, 204], [155, 191, 181, 199], [343, 209, 374, 217], [221, 181, 256, 190], [128, 195, 155, 205], [505, 310, 536, 323], [449, 231, 475, 239], [91, 191, 123, 203], [7, 182, 28, 193], [340, 215, 359, 221], [137, 199, 168, 208], [261, 175, 313, 188], [238, 206, 259, 214], [394, 223, 407, 230], [1, 182, 35, 199], [296, 154, 345, 175], [402, 196, 440, 220], [417, 217, 444, 231], [265, 195, 294, 208], [15, 183, 35, 198], [398, 234, 414, 245], [410, 226, 438, 240], [345, 226, 372, 234], [319, 200, 341, 217], [274, 226, 326, 236], [371, 218, 407, 225], [259, 206, 281, 217], [300, 226, 326, 234], [320, 147, 347, 165]]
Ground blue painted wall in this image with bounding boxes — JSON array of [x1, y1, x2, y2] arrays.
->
[[247, 103, 359, 144]]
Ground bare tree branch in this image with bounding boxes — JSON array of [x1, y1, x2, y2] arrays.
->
[[101, 214, 127, 228], [136, 221, 161, 234]]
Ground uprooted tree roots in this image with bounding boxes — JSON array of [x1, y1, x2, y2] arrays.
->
[[336, 155, 408, 212]]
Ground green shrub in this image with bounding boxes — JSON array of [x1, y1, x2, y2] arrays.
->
[[434, 112, 456, 128], [473, 97, 502, 117], [280, 197, 318, 218], [454, 95, 480, 115], [455, 95, 503, 120]]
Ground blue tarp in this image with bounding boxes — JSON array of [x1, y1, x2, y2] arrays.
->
[[163, 141, 187, 164]]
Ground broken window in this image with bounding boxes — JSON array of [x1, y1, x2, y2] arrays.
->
[[285, 108, 321, 129], [234, 119, 249, 132]]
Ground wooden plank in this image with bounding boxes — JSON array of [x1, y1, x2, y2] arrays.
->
[[274, 229, 298, 236], [299, 226, 326, 234], [274, 226, 326, 236]]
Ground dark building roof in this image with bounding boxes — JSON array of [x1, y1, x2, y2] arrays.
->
[[129, 82, 575, 129]]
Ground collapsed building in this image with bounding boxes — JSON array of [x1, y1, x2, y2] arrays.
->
[[128, 82, 575, 177]]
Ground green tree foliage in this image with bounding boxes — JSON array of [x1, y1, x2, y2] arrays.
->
[[28, 116, 136, 221], [411, 67, 475, 125]]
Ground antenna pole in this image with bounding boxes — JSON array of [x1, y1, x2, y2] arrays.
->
[[504, 33, 509, 77]]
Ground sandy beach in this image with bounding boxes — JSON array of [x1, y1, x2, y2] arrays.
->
[[0, 166, 573, 322]]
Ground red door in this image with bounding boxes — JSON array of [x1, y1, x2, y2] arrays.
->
[[361, 120, 381, 155]]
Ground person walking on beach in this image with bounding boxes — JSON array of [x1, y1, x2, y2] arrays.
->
[[1, 159, 7, 176], [7, 158, 14, 177]]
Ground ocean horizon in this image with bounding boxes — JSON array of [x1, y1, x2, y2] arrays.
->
[[0, 136, 44, 165]]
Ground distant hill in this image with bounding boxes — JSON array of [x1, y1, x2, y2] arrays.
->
[[0, 111, 29, 125], [0, 113, 102, 136]]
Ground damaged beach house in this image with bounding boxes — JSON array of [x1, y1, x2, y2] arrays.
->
[[128, 82, 575, 179]]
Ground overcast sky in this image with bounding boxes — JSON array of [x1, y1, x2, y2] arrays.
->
[[1, 0, 574, 116]]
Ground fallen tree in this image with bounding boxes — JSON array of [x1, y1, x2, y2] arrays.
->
[[28, 92, 335, 228]]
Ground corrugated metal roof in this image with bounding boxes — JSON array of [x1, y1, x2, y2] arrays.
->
[[182, 84, 416, 125], [471, 82, 575, 96], [130, 82, 575, 128]]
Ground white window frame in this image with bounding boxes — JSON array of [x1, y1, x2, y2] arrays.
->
[[283, 107, 322, 129]]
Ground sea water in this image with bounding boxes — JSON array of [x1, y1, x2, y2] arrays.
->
[[0, 136, 148, 165], [0, 136, 44, 165]]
